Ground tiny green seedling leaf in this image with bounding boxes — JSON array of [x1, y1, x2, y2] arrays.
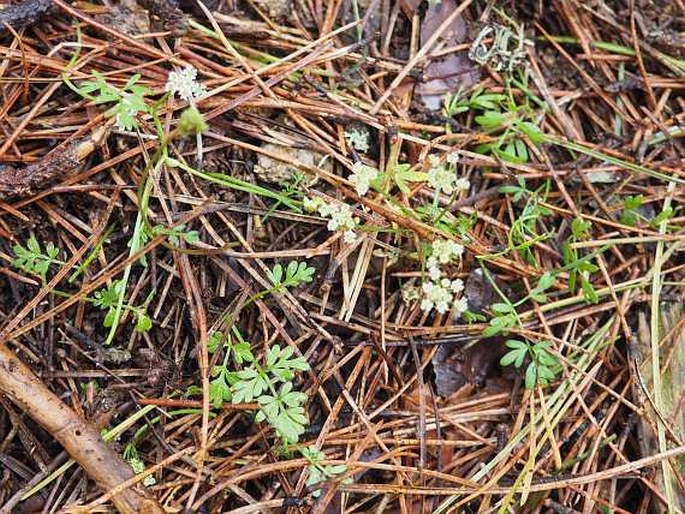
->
[[75, 72, 152, 131], [232, 367, 269, 404], [93, 280, 153, 334], [268, 261, 316, 292], [650, 206, 674, 228], [301, 446, 348, 497], [580, 276, 599, 304], [135, 312, 152, 332], [498, 177, 528, 202], [500, 338, 560, 389], [619, 195, 644, 226], [491, 302, 515, 315], [12, 235, 63, 283], [623, 195, 644, 211], [392, 163, 426, 194], [207, 331, 225, 354], [475, 111, 508, 129], [516, 121, 546, 144], [571, 218, 591, 239], [93, 281, 123, 310]]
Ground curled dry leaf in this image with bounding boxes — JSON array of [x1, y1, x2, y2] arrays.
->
[[432, 341, 505, 397], [416, 0, 481, 111], [432, 269, 507, 397]]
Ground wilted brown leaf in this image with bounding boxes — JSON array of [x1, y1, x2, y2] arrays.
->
[[416, 0, 480, 110]]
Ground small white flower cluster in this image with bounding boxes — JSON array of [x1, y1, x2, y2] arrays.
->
[[304, 197, 359, 243], [426, 154, 469, 195], [426, 238, 464, 280], [165, 66, 207, 103], [421, 278, 467, 315], [348, 162, 379, 196], [420, 238, 468, 315]]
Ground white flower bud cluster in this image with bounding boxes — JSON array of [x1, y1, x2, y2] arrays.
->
[[421, 238, 468, 315], [426, 154, 469, 196], [304, 197, 359, 243], [348, 162, 379, 196], [165, 66, 207, 103]]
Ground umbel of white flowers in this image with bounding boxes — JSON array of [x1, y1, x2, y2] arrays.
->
[[303, 197, 359, 244], [165, 65, 208, 163], [165, 66, 207, 102], [420, 238, 468, 316], [427, 154, 469, 195]]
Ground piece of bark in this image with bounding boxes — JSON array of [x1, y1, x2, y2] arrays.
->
[[0, 0, 53, 30], [0, 124, 109, 201], [137, 0, 187, 36], [0, 341, 164, 513]]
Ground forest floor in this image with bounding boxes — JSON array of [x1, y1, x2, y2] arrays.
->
[[0, 0, 684, 512]]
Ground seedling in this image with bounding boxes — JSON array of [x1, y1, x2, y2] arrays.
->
[[123, 444, 156, 486], [207, 329, 310, 444], [12, 235, 63, 283], [483, 270, 555, 337], [92, 280, 155, 333], [562, 218, 599, 303], [474, 109, 544, 164], [150, 224, 200, 247], [480, 266, 561, 388], [267, 261, 316, 293], [499, 180, 551, 264], [71, 72, 152, 131], [300, 446, 349, 498], [619, 194, 644, 226], [498, 176, 530, 203], [650, 206, 674, 228], [500, 339, 560, 389], [443, 82, 545, 165], [443, 87, 508, 118]]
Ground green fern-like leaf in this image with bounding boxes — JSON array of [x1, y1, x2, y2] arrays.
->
[[12, 235, 62, 282]]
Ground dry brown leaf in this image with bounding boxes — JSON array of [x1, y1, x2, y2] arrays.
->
[[416, 0, 480, 110]]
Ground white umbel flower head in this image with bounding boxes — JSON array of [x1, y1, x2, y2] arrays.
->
[[445, 278, 464, 294], [343, 230, 358, 244], [419, 278, 468, 315], [421, 281, 453, 314], [426, 154, 470, 195], [427, 165, 456, 194], [309, 198, 360, 244], [166, 66, 207, 102], [454, 296, 469, 315], [317, 202, 336, 218], [428, 262, 442, 281], [326, 203, 356, 231], [349, 162, 379, 196], [446, 151, 461, 164], [430, 239, 464, 265], [455, 177, 470, 192]]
